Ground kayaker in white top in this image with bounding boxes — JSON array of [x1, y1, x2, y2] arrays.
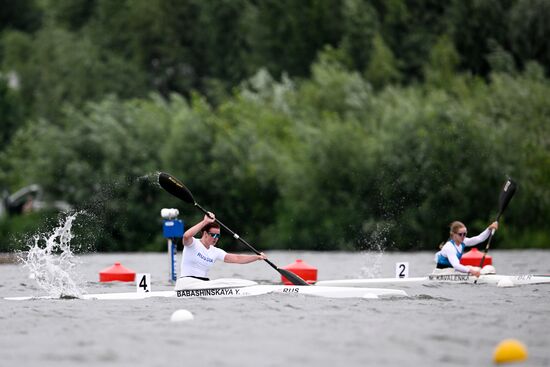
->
[[180, 212, 266, 280], [434, 220, 499, 277]]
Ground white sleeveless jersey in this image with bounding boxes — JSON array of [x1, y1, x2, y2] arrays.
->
[[180, 237, 227, 278]]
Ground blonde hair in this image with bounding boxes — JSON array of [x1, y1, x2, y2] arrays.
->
[[449, 221, 466, 235]]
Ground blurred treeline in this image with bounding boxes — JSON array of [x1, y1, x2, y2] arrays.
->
[[0, 0, 549, 252]]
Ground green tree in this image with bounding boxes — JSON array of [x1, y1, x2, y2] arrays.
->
[[2, 26, 146, 120], [0, 76, 25, 148], [508, 0, 550, 74], [339, 0, 379, 72], [0, 0, 42, 34], [424, 35, 460, 88], [372, 0, 449, 81], [1, 95, 176, 250], [248, 0, 345, 78], [447, 0, 514, 75], [365, 33, 401, 89]]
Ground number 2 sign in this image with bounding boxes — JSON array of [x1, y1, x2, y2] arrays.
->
[[395, 262, 409, 278]]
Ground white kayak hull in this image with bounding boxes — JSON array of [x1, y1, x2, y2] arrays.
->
[[4, 284, 408, 301], [174, 277, 258, 290], [174, 284, 406, 299], [315, 273, 550, 287]]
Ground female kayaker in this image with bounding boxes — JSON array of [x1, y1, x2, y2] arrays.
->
[[434, 220, 498, 277], [180, 212, 266, 281]]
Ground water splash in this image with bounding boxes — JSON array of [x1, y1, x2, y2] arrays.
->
[[20, 212, 84, 298], [136, 171, 161, 188], [359, 251, 384, 278], [358, 222, 392, 278]]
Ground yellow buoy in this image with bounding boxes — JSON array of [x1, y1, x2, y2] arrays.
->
[[493, 339, 528, 364]]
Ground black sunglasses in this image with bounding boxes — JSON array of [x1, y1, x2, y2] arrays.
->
[[207, 232, 221, 239]]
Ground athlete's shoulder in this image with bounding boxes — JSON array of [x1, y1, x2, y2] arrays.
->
[[212, 245, 226, 254], [440, 241, 455, 252], [188, 237, 201, 247]]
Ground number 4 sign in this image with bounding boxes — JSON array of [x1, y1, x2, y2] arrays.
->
[[395, 262, 409, 278], [136, 273, 151, 293]]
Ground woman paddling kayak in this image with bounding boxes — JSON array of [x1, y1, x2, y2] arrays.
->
[[179, 212, 266, 281], [434, 221, 498, 277]]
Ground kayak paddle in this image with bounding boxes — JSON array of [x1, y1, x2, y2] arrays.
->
[[158, 172, 310, 286], [477, 177, 517, 272]]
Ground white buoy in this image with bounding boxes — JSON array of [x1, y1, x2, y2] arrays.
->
[[497, 278, 514, 288], [170, 309, 194, 322]]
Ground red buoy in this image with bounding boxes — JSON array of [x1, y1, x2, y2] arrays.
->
[[99, 262, 136, 282], [281, 259, 317, 285], [460, 248, 492, 267]]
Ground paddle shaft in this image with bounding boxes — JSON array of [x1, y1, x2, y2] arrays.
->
[[477, 178, 517, 269], [194, 202, 279, 270], [477, 213, 501, 268]]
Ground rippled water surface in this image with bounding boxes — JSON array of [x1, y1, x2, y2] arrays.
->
[[1, 250, 549, 367]]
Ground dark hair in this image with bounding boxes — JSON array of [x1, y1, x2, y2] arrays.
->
[[202, 222, 220, 234]]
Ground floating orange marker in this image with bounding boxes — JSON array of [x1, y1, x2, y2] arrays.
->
[[281, 259, 317, 285], [460, 248, 492, 267], [99, 262, 136, 282]]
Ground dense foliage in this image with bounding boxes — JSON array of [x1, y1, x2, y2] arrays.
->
[[1, 1, 549, 251]]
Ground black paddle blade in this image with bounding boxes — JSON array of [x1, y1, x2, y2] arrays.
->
[[498, 178, 517, 217], [278, 268, 310, 286], [158, 172, 195, 204]]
